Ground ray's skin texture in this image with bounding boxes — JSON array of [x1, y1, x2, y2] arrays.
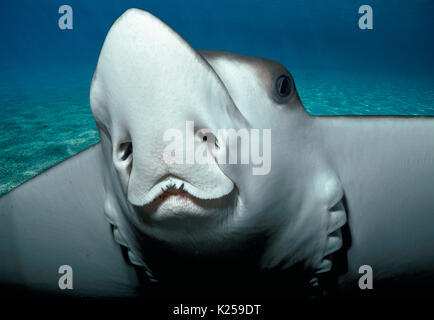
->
[[0, 8, 433, 299]]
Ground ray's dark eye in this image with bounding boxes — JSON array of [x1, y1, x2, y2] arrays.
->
[[275, 75, 292, 97], [120, 142, 132, 161]]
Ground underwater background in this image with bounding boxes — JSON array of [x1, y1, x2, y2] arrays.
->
[[0, 0, 433, 196]]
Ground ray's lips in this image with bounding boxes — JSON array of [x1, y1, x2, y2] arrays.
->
[[129, 176, 237, 219], [130, 176, 234, 207], [154, 184, 195, 203]]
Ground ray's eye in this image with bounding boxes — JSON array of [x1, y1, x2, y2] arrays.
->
[[275, 75, 292, 97], [120, 142, 133, 161]]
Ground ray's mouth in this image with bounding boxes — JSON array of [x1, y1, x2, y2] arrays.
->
[[155, 183, 194, 202], [130, 175, 235, 207], [129, 175, 238, 220]]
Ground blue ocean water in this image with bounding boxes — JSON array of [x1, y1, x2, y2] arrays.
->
[[0, 0, 433, 196]]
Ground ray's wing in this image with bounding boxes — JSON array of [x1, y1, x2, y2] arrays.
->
[[0, 143, 141, 298]]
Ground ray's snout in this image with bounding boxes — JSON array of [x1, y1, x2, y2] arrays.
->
[[90, 9, 237, 213]]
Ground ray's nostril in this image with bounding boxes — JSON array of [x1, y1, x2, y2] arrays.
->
[[203, 135, 207, 142], [120, 142, 133, 161]]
